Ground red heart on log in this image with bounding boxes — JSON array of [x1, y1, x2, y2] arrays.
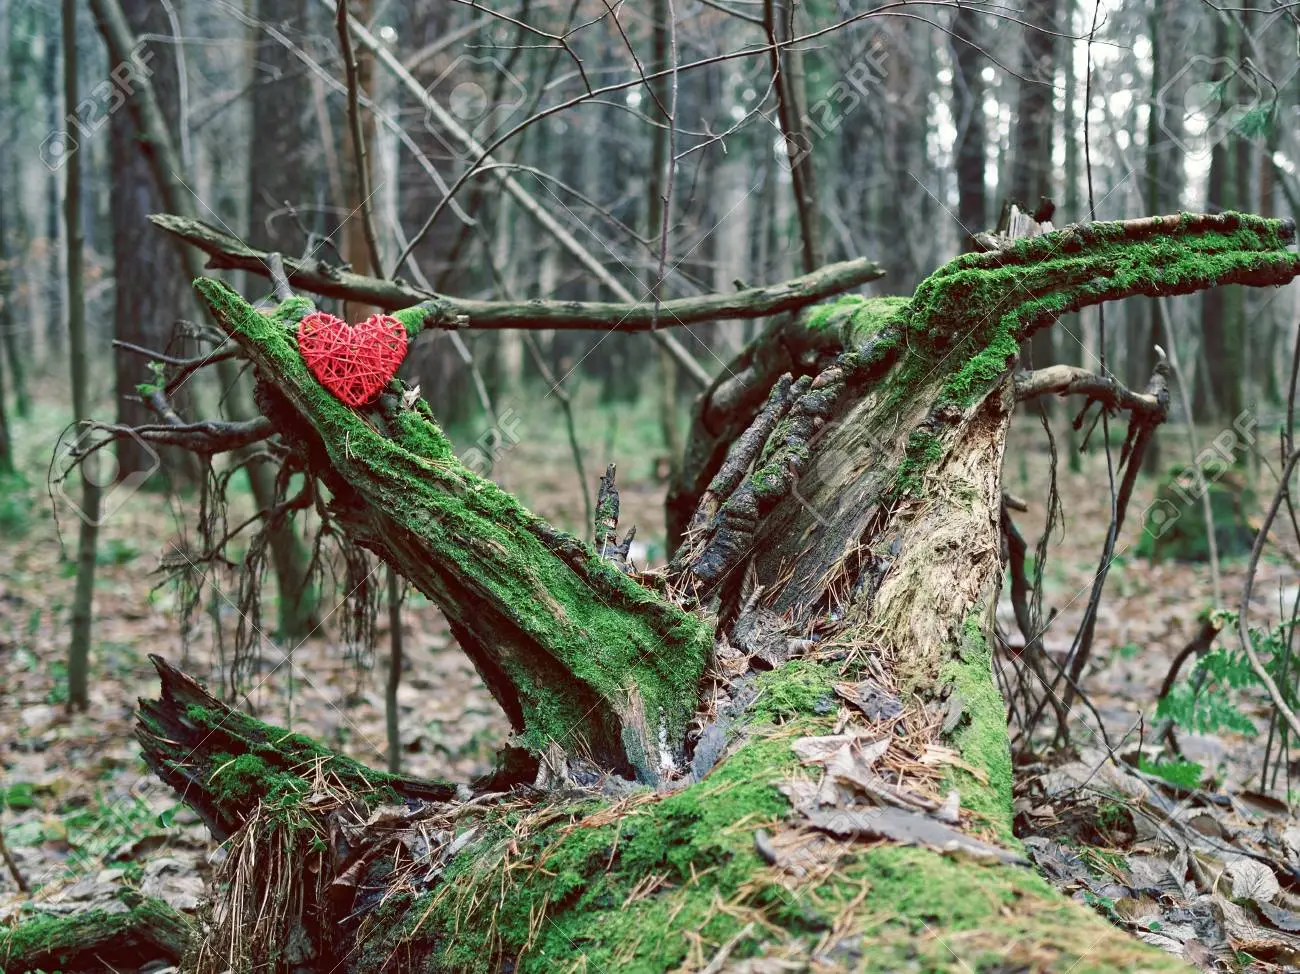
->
[[296, 311, 409, 408]]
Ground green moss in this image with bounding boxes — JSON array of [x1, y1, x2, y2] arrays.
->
[[391, 303, 438, 336], [873, 213, 1298, 495], [939, 612, 1015, 841], [894, 428, 948, 496], [353, 658, 1179, 973], [802, 294, 911, 348], [750, 659, 835, 721], [0, 897, 192, 972], [208, 752, 310, 806], [158, 700, 420, 818], [355, 723, 801, 973]]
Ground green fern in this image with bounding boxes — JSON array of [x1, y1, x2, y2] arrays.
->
[[1156, 683, 1256, 737]]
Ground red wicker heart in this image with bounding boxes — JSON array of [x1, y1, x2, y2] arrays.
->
[[297, 311, 408, 407]]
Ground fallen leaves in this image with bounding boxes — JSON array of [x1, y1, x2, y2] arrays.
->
[[1018, 746, 1300, 971]]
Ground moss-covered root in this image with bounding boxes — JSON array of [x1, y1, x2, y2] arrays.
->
[[349, 662, 1187, 974], [0, 897, 192, 973], [136, 655, 455, 840], [192, 278, 713, 782]]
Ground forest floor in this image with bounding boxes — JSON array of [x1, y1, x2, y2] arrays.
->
[[2, 383, 1297, 950]]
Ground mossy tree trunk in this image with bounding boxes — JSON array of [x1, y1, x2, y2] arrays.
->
[[125, 213, 1299, 972]]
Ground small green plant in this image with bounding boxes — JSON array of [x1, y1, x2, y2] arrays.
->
[[1095, 800, 1129, 831], [1138, 757, 1204, 790], [1157, 640, 1258, 737], [2, 781, 38, 811], [1083, 889, 1120, 923], [45, 659, 70, 706]]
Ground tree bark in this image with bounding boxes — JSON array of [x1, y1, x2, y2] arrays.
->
[[1194, 16, 1245, 421], [106, 0, 199, 485], [63, 0, 98, 713], [244, 0, 322, 640], [112, 211, 1300, 971], [949, 3, 988, 250]]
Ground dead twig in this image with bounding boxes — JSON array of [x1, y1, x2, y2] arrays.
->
[[0, 826, 28, 893], [1237, 328, 1300, 746]]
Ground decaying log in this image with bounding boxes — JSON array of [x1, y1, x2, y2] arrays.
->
[[115, 211, 1299, 972], [136, 656, 456, 841], [740, 212, 1296, 619], [196, 279, 714, 784], [0, 897, 192, 973]]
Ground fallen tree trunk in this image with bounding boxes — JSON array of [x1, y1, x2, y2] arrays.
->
[[117, 212, 1300, 971]]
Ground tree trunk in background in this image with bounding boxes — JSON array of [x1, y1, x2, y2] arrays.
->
[[1058, 0, 1087, 471], [0, 339, 10, 473], [1195, 17, 1243, 422], [400, 0, 472, 428], [244, 0, 320, 640], [247, 0, 319, 255], [1141, 5, 1168, 471], [767, 0, 823, 273], [0, 7, 29, 422], [0, 158, 28, 432], [1257, 43, 1283, 405], [64, 0, 99, 712], [0, 188, 13, 471], [108, 0, 198, 484], [1011, 0, 1060, 375], [648, 0, 682, 484], [44, 2, 63, 363], [1233, 10, 1255, 414], [1140, 1, 1190, 456], [877, 20, 924, 291], [950, 3, 987, 251]]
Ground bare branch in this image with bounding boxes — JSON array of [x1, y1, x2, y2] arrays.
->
[[1013, 362, 1163, 414], [149, 213, 885, 333], [86, 417, 275, 453]]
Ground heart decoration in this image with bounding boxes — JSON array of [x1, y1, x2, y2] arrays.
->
[[297, 311, 409, 407]]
